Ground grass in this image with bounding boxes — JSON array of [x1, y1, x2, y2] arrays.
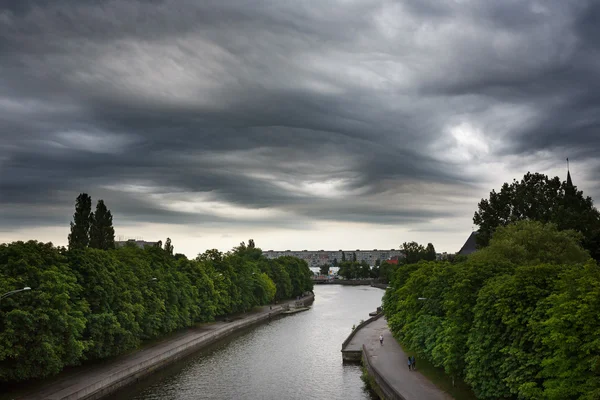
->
[[398, 339, 478, 400]]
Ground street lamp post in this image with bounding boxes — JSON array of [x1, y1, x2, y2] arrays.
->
[[0, 287, 31, 303]]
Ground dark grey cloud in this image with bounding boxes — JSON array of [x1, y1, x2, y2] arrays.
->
[[1, 0, 599, 238]]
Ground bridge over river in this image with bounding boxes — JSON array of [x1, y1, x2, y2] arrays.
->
[[111, 285, 383, 400]]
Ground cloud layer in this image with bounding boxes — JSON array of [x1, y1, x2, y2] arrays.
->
[[1, 0, 599, 255]]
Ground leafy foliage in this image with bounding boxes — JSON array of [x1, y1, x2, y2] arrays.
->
[[337, 260, 372, 279], [68, 193, 92, 250], [383, 221, 599, 400], [0, 241, 88, 381], [89, 200, 115, 250], [0, 239, 312, 383], [473, 171, 600, 261]]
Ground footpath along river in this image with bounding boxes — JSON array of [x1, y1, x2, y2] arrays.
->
[[112, 285, 383, 400]]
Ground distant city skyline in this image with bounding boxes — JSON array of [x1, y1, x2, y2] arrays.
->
[[1, 1, 599, 259]]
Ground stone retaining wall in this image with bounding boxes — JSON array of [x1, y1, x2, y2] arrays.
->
[[362, 344, 405, 400], [370, 283, 388, 290]]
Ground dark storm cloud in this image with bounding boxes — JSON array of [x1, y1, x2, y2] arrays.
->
[[1, 0, 599, 232]]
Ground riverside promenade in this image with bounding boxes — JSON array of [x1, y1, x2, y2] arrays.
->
[[361, 317, 453, 400], [12, 295, 313, 400]]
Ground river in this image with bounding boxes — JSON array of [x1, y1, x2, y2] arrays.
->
[[112, 285, 383, 400]]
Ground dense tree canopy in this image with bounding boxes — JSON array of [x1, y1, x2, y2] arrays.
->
[[383, 221, 599, 400], [473, 171, 600, 261], [0, 239, 312, 383]]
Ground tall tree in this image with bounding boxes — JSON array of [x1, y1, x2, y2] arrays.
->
[[352, 252, 357, 262], [341, 252, 346, 262], [68, 193, 92, 250], [89, 200, 115, 250], [473, 171, 600, 260], [424, 243, 436, 261], [164, 238, 174, 255]]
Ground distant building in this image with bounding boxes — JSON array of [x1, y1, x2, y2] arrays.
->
[[456, 231, 478, 256], [264, 249, 405, 268], [115, 239, 158, 249]]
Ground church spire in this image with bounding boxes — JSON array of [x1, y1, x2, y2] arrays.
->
[[566, 158, 573, 188]]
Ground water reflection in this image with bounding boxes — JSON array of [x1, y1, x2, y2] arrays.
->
[[114, 285, 383, 400]]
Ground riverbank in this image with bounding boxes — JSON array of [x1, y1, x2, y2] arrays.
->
[[8, 294, 314, 400], [341, 312, 454, 400], [358, 317, 453, 400]]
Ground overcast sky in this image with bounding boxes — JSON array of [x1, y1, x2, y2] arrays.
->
[[1, 0, 599, 258]]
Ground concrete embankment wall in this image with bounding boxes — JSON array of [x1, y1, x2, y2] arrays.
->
[[370, 283, 388, 290], [362, 344, 405, 400], [340, 313, 384, 362], [39, 294, 314, 400]]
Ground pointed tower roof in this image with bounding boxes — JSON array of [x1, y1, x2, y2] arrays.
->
[[566, 157, 574, 190], [457, 231, 478, 256]]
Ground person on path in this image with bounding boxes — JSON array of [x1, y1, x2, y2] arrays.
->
[[379, 334, 384, 345], [411, 355, 416, 370], [408, 356, 412, 371]]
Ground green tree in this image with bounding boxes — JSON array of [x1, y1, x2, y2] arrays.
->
[[164, 238, 173, 256], [469, 220, 590, 267], [68, 193, 92, 250], [401, 241, 426, 264], [0, 241, 88, 381], [89, 200, 115, 250], [319, 264, 329, 275], [540, 261, 600, 400], [473, 171, 600, 261], [465, 264, 565, 399], [370, 262, 380, 279], [259, 258, 292, 301], [0, 236, 313, 384], [352, 252, 357, 262], [424, 243, 436, 261], [383, 221, 595, 399], [359, 260, 371, 278], [378, 261, 398, 283], [341, 251, 346, 262]]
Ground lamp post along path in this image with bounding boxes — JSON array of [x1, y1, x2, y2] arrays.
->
[[0, 287, 31, 302]]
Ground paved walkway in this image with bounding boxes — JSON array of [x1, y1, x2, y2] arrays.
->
[[8, 297, 311, 400], [362, 317, 453, 400], [345, 316, 381, 352]]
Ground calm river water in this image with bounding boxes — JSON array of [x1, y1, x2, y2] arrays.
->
[[113, 285, 383, 400]]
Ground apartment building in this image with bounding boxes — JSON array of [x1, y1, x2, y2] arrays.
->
[[263, 249, 405, 268]]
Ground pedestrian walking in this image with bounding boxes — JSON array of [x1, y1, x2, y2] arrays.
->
[[408, 356, 412, 371], [379, 334, 383, 345], [411, 356, 416, 370]]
